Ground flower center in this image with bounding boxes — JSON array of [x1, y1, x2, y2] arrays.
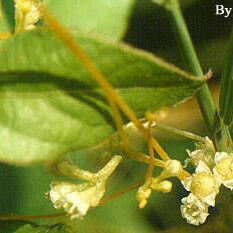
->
[[186, 203, 199, 215], [190, 173, 216, 197]]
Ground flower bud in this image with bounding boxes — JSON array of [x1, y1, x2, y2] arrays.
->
[[156, 160, 183, 182], [150, 180, 172, 193], [136, 183, 151, 209]]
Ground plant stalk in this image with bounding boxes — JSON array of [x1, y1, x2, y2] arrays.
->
[[169, 0, 232, 151]]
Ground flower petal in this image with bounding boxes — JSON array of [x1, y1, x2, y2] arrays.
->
[[214, 152, 230, 164], [195, 161, 211, 174], [223, 179, 233, 190], [201, 192, 217, 207], [181, 177, 192, 191]]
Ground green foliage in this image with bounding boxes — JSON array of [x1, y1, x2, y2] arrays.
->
[[68, 191, 156, 233], [0, 0, 15, 32], [0, 0, 233, 233], [0, 221, 30, 233], [10, 223, 72, 233], [44, 0, 135, 40], [0, 28, 205, 165]]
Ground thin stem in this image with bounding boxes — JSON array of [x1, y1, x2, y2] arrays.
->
[[0, 213, 65, 221], [169, 0, 215, 131], [0, 183, 140, 222], [152, 122, 207, 143], [40, 5, 148, 139], [108, 99, 128, 148], [40, 4, 174, 160], [99, 182, 141, 206], [146, 136, 156, 179], [151, 137, 170, 161], [127, 150, 165, 168], [169, 0, 232, 151]]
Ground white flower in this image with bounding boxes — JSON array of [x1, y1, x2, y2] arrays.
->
[[182, 161, 220, 206], [47, 155, 122, 219], [181, 193, 209, 226], [14, 0, 41, 31], [49, 181, 105, 219], [186, 137, 215, 168], [213, 152, 233, 190]]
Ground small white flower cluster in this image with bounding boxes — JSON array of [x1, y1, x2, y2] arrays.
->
[[47, 155, 122, 220], [181, 148, 233, 226], [14, 0, 41, 32]]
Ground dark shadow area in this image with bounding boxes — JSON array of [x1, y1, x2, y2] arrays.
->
[[124, 0, 233, 71]]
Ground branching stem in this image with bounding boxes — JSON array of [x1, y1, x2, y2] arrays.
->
[[40, 4, 172, 164]]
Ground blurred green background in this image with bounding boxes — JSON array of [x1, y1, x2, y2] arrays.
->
[[0, 0, 233, 232]]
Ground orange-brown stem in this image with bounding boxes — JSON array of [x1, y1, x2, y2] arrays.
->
[[146, 136, 155, 179], [40, 4, 170, 168], [99, 182, 142, 206], [40, 5, 148, 138], [126, 150, 165, 167], [0, 213, 64, 221], [108, 99, 128, 148], [151, 137, 170, 161]]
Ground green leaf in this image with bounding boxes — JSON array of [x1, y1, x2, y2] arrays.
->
[[14, 223, 72, 233], [219, 28, 233, 126], [0, 29, 206, 165], [43, 0, 135, 40], [0, 221, 31, 233]]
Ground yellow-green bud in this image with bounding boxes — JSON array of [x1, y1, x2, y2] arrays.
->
[[156, 160, 183, 182], [150, 180, 172, 193], [136, 183, 151, 209]]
